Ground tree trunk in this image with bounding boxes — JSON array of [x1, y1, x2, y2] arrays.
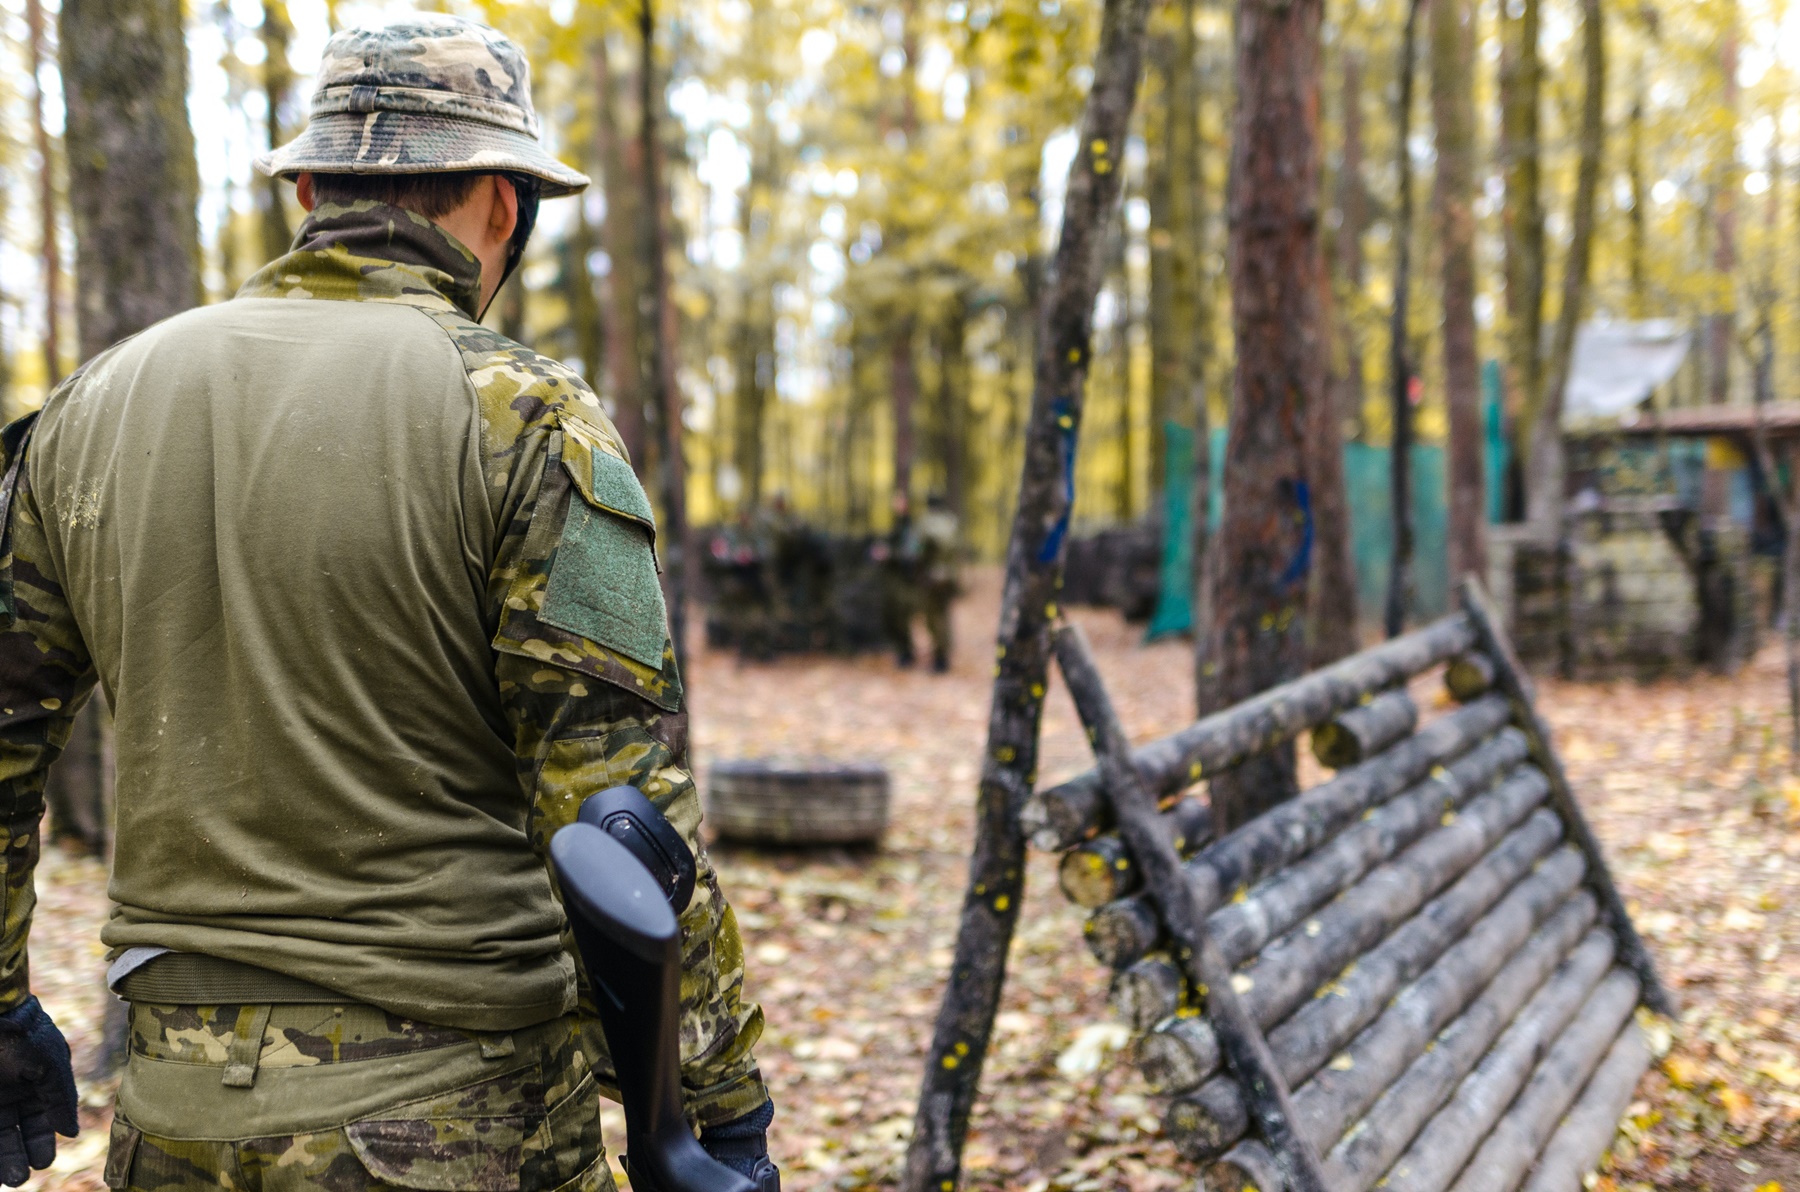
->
[[892, 323, 919, 504], [1210, 0, 1328, 829], [60, 0, 201, 1079], [1706, 13, 1738, 408], [1499, 0, 1545, 497], [1385, 0, 1422, 639], [901, 1, 1154, 1185], [1186, 0, 1219, 716], [1530, 0, 1604, 536], [566, 196, 604, 393], [594, 36, 649, 468], [1626, 86, 1648, 319], [26, 0, 61, 387], [1328, 51, 1368, 444], [1310, 49, 1367, 670], [1433, 0, 1485, 588], [1148, 0, 1203, 497], [260, 0, 295, 263], [638, 0, 689, 658], [934, 307, 970, 518], [63, 0, 200, 358]]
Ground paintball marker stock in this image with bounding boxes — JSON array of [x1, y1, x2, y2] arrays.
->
[[550, 800, 753, 1192]]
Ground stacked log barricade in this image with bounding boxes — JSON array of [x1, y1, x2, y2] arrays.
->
[[1026, 581, 1670, 1192]]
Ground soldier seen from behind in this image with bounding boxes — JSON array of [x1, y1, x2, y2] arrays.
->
[[0, 15, 776, 1192]]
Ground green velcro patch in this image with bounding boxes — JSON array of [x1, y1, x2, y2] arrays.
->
[[540, 480, 670, 671], [587, 448, 656, 529]]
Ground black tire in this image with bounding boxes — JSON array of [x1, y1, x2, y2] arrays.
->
[[705, 759, 891, 846]]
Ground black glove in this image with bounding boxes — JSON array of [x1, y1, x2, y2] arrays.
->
[[698, 1100, 779, 1192], [0, 997, 78, 1187]]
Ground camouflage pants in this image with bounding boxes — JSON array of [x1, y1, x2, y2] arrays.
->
[[105, 1002, 615, 1192]]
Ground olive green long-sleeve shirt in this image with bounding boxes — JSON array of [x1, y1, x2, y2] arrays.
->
[[0, 201, 765, 1126]]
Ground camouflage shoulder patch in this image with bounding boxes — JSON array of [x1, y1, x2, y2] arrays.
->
[[495, 447, 681, 711], [540, 448, 668, 670]]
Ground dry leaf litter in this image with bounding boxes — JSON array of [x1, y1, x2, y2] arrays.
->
[[17, 570, 1799, 1191]]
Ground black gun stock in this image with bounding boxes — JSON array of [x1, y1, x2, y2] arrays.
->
[[550, 822, 754, 1192]]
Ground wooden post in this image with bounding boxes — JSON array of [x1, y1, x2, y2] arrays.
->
[[900, 0, 1154, 1185], [1458, 577, 1673, 1015], [1054, 623, 1330, 1192]]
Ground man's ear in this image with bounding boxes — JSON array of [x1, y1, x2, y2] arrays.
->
[[296, 173, 316, 212], [489, 175, 519, 245]]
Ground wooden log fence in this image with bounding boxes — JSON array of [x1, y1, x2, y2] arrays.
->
[[1022, 614, 1478, 851], [1311, 688, 1419, 768], [1017, 583, 1663, 1191]]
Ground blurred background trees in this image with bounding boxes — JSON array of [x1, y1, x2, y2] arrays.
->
[[0, 0, 1795, 659]]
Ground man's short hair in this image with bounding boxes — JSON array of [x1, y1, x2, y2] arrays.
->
[[308, 172, 489, 220]]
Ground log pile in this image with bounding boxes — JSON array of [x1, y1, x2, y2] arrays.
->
[[1038, 585, 1666, 1191]]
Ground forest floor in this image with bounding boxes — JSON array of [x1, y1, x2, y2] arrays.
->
[[19, 567, 1800, 1192]]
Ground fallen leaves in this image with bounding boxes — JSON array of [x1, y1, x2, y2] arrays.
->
[[15, 569, 1800, 1190]]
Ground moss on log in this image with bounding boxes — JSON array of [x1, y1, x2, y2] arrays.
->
[[1444, 652, 1497, 701], [1022, 616, 1481, 851], [1311, 688, 1419, 768], [1058, 798, 1211, 908]]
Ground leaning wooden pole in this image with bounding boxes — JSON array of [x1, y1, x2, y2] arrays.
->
[[900, 1, 1153, 1185], [1054, 624, 1331, 1192]]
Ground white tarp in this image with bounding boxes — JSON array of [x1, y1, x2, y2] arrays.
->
[[1561, 318, 1690, 425]]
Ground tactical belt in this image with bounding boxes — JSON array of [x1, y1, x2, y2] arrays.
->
[[116, 953, 346, 1006]]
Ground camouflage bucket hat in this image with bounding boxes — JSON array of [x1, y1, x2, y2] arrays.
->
[[256, 14, 589, 197]]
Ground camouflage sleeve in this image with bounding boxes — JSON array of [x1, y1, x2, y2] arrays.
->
[[457, 330, 767, 1130], [0, 414, 96, 1012]]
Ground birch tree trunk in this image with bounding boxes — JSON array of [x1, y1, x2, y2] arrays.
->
[[902, 2, 1154, 1184], [1206, 0, 1328, 828], [1434, 0, 1485, 587]]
